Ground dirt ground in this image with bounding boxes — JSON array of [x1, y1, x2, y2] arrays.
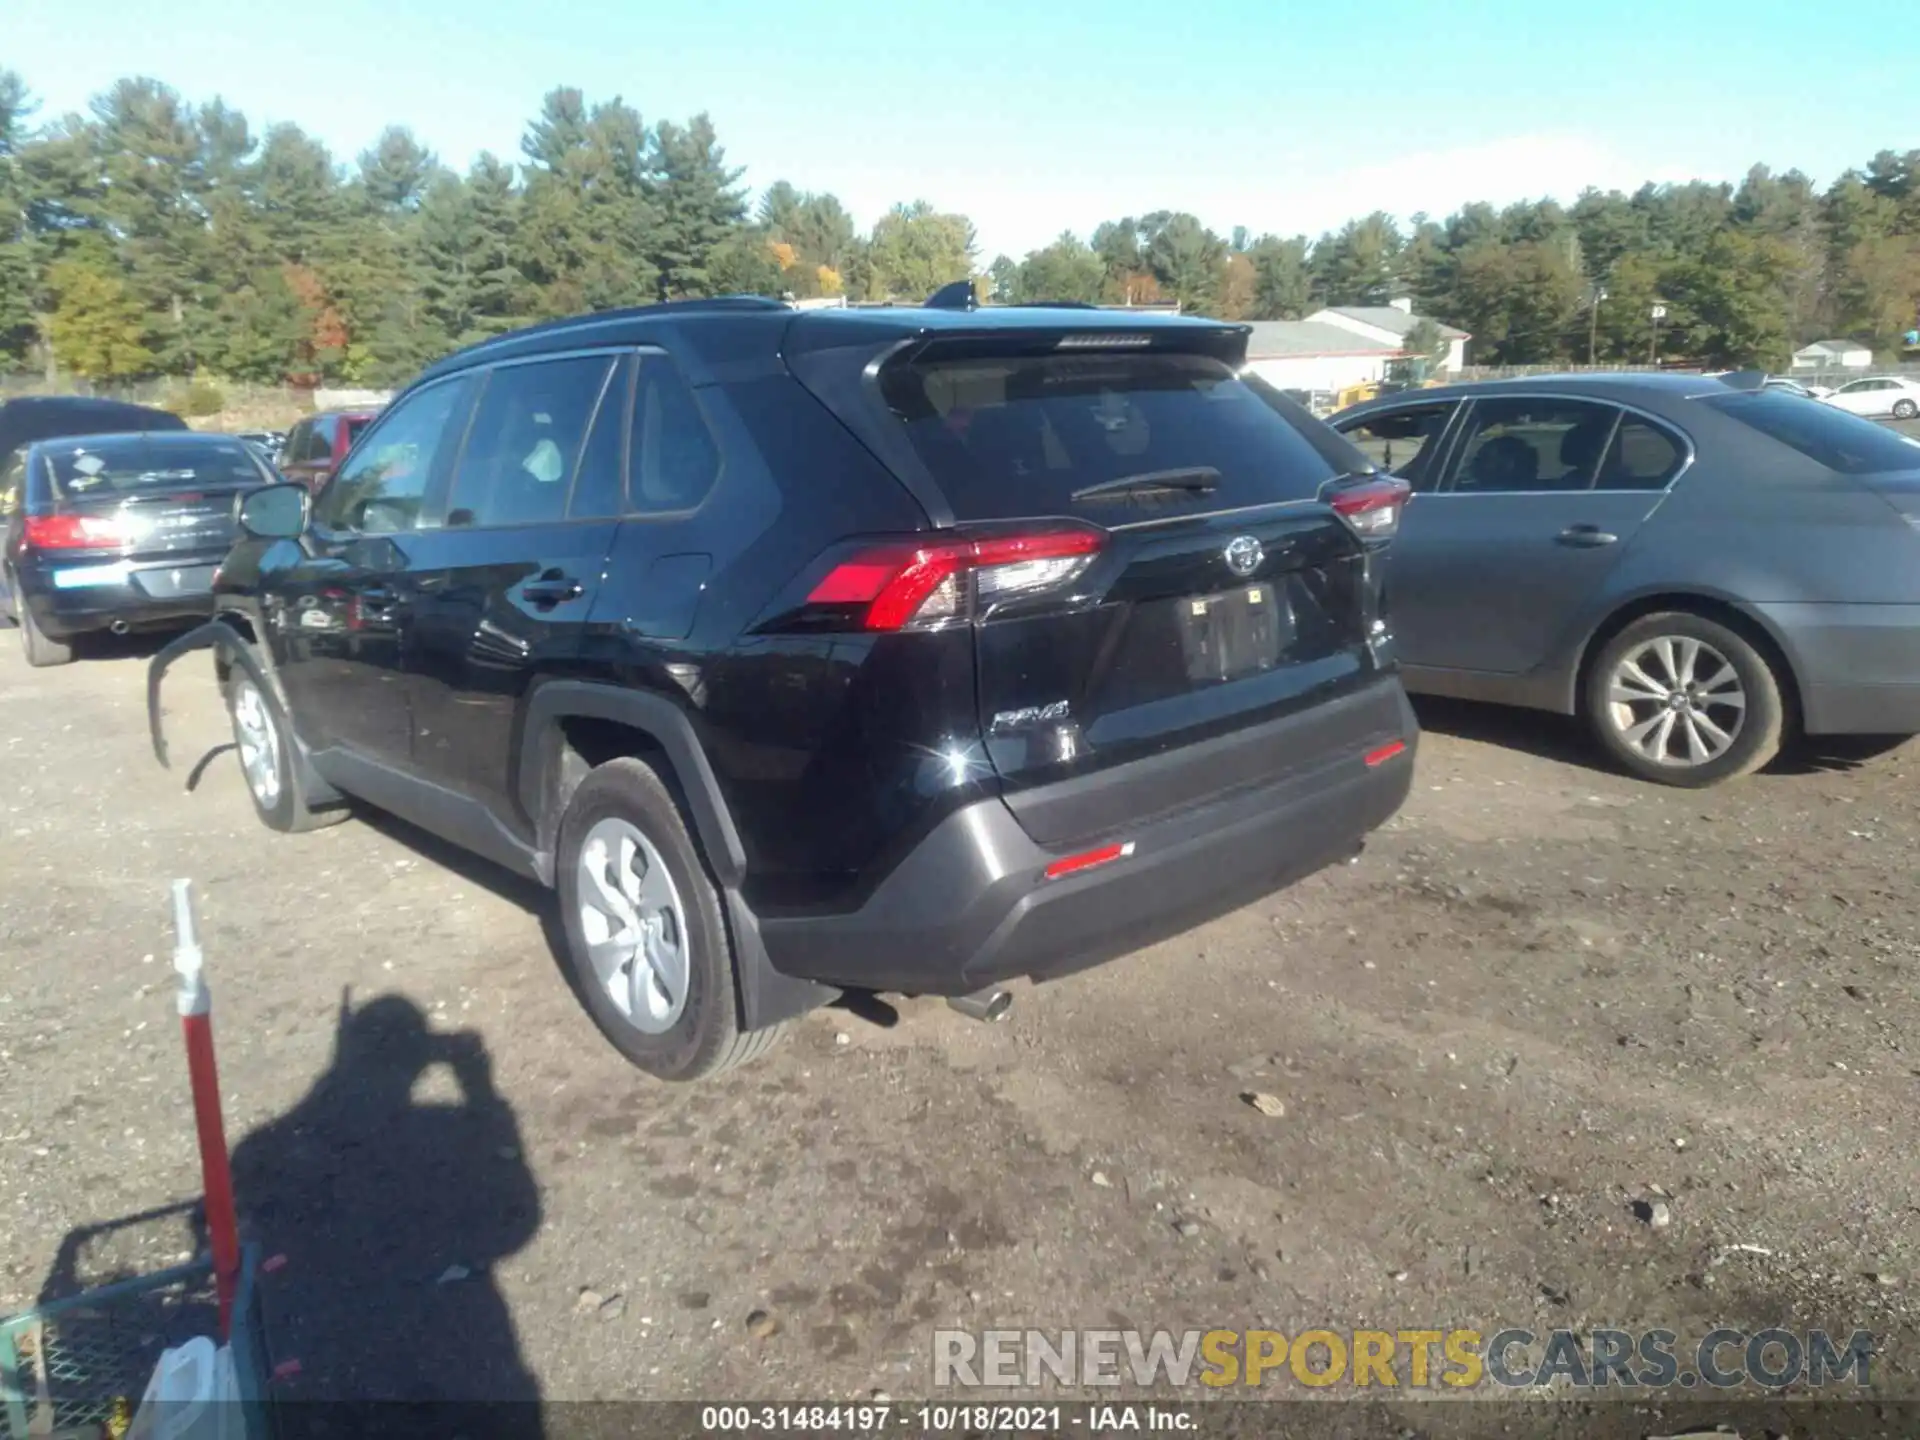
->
[[5, 628, 1920, 1429]]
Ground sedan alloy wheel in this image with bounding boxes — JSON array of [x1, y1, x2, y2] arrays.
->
[[1606, 635, 1746, 767]]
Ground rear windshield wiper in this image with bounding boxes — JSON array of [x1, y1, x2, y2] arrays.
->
[[1071, 467, 1220, 502]]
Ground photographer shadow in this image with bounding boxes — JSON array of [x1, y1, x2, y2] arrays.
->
[[229, 991, 545, 1437]]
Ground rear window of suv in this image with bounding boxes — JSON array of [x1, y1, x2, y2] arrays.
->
[[879, 351, 1345, 520], [45, 438, 267, 498], [1704, 391, 1920, 475]]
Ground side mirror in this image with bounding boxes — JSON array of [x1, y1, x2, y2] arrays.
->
[[236, 482, 309, 540]]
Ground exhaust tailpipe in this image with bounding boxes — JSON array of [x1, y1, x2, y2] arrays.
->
[[948, 988, 1013, 1024], [110, 619, 131, 636]]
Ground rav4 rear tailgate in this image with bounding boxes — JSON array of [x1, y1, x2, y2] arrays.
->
[[786, 316, 1410, 850]]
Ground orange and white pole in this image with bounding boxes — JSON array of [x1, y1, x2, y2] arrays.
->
[[171, 880, 241, 1339]]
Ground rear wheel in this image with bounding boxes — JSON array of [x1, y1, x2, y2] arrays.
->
[[226, 672, 347, 832], [1893, 398, 1918, 421], [1585, 612, 1785, 787], [556, 757, 785, 1082], [18, 595, 73, 667]]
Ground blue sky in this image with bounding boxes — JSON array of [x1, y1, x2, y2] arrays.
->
[[6, 0, 1915, 259]]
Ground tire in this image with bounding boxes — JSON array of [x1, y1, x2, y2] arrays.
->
[[18, 595, 73, 667], [225, 671, 348, 832], [555, 757, 785, 1081], [1893, 398, 1918, 421], [1585, 611, 1786, 787]]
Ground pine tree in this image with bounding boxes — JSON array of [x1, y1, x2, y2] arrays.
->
[[647, 114, 746, 298], [88, 78, 207, 372], [358, 126, 436, 213], [517, 90, 655, 316], [0, 69, 37, 361]]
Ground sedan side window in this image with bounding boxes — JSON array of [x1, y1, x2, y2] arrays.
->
[[316, 377, 476, 534], [1336, 403, 1457, 492], [1594, 418, 1687, 490], [1446, 398, 1619, 494]]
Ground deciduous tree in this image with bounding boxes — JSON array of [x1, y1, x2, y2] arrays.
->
[[45, 247, 152, 379], [869, 200, 974, 300]]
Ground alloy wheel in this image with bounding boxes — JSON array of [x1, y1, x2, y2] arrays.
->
[[231, 680, 283, 807], [575, 817, 689, 1035], [1605, 636, 1746, 768]]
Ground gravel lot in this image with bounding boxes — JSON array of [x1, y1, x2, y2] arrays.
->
[[4, 616, 1920, 1426]]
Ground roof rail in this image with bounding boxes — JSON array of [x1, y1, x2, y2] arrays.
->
[[924, 280, 978, 311], [646, 295, 792, 314], [417, 295, 793, 376]]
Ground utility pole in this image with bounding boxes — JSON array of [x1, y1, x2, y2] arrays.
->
[[1649, 303, 1667, 366], [1588, 284, 1608, 365]]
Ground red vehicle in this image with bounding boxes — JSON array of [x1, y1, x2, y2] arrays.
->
[[275, 409, 376, 492]]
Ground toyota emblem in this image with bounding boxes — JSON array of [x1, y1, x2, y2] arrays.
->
[[1223, 535, 1264, 578]]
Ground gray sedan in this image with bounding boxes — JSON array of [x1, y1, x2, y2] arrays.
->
[[1332, 373, 1920, 786]]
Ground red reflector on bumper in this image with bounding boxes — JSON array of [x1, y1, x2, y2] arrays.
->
[[1043, 841, 1134, 880], [1364, 740, 1407, 767]]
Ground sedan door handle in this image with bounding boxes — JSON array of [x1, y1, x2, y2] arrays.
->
[[522, 574, 585, 606], [1556, 525, 1619, 548]]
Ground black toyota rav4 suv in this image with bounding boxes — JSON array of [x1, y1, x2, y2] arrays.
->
[[150, 296, 1417, 1081]]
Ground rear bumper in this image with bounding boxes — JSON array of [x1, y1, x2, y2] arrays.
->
[[757, 681, 1417, 994], [1755, 601, 1920, 734], [18, 553, 222, 638]]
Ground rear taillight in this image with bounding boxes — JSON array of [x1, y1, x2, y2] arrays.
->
[[23, 514, 132, 550], [1324, 476, 1412, 539], [804, 527, 1104, 632]]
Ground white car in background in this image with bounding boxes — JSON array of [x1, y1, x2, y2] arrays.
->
[[1823, 375, 1920, 420]]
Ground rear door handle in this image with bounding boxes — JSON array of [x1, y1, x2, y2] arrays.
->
[[522, 574, 585, 606], [1556, 525, 1618, 547]]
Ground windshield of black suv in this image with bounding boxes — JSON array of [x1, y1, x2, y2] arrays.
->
[[1704, 390, 1920, 475], [879, 350, 1346, 521], [44, 436, 269, 499]]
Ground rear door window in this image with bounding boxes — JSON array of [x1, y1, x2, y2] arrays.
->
[[1595, 417, 1687, 490], [446, 354, 616, 528], [1704, 391, 1920, 474], [1336, 402, 1459, 491], [569, 355, 632, 520], [1445, 397, 1620, 494], [879, 351, 1342, 521]]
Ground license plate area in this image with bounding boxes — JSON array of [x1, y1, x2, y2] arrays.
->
[[1176, 583, 1292, 683], [132, 565, 217, 600]]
